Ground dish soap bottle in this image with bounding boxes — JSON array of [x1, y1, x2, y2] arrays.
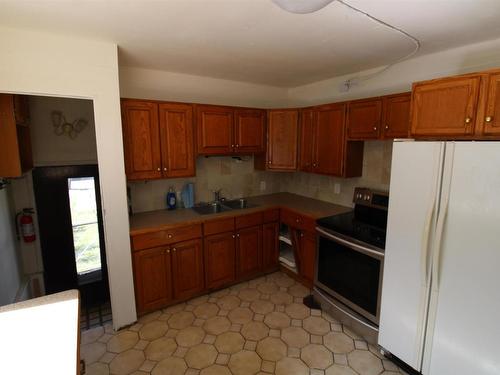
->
[[166, 187, 176, 210]]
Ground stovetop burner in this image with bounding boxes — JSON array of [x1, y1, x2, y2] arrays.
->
[[316, 187, 389, 250]]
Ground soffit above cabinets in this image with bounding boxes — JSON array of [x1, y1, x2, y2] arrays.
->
[[1, 0, 500, 87]]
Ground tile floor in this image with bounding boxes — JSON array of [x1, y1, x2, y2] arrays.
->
[[81, 272, 406, 375]]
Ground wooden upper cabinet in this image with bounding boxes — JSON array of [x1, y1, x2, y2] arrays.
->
[[299, 109, 314, 172], [347, 99, 382, 140], [481, 72, 500, 136], [133, 246, 172, 314], [196, 105, 234, 155], [236, 225, 262, 279], [159, 103, 195, 178], [381, 93, 411, 139], [234, 109, 265, 153], [313, 104, 345, 176], [121, 100, 162, 180], [204, 232, 236, 289], [266, 109, 299, 171], [411, 76, 481, 137], [0, 94, 33, 178], [171, 239, 204, 300]]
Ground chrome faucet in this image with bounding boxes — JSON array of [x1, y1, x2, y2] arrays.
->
[[212, 189, 223, 203]]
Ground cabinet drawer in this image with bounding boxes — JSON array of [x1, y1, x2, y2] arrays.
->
[[132, 224, 202, 250], [235, 212, 263, 229], [204, 217, 235, 236], [280, 209, 315, 232], [263, 208, 280, 223]]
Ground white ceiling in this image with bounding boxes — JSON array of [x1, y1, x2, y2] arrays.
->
[[1, 0, 500, 87]]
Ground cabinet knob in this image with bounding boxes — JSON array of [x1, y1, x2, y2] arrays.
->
[[373, 126, 377, 131], [231, 144, 235, 148], [385, 125, 389, 130], [313, 163, 317, 167], [300, 233, 304, 238], [166, 249, 170, 254], [268, 161, 272, 164], [486, 116, 493, 123], [235, 144, 239, 148], [296, 218, 300, 223], [236, 233, 240, 237], [465, 117, 472, 124], [168, 234, 173, 239], [157, 167, 161, 171], [172, 248, 176, 252], [232, 234, 236, 238], [163, 167, 167, 171]]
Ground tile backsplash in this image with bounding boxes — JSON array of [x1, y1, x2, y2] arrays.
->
[[128, 141, 393, 213]]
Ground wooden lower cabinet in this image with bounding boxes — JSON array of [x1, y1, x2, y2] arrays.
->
[[204, 232, 236, 289], [299, 231, 317, 284], [171, 239, 204, 301], [133, 239, 204, 314], [262, 222, 280, 272], [236, 225, 263, 279], [133, 246, 172, 314]]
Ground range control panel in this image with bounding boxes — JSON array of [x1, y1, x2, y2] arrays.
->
[[353, 187, 389, 209]]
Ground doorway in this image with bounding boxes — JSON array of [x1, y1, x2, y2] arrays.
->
[[33, 165, 110, 329]]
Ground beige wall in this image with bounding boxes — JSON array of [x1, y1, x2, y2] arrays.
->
[[0, 26, 136, 329], [129, 156, 281, 213], [28, 96, 97, 166], [119, 66, 289, 108]]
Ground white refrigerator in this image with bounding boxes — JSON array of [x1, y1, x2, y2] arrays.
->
[[379, 141, 500, 375]]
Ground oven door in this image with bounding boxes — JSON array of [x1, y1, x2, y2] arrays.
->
[[315, 227, 384, 325]]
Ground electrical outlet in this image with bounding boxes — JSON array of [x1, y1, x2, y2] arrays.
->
[[334, 183, 341, 195], [260, 181, 266, 191]]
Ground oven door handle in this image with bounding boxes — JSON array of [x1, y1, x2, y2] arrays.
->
[[316, 227, 385, 260]]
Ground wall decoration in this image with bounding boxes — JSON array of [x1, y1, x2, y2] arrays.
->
[[51, 110, 88, 139]]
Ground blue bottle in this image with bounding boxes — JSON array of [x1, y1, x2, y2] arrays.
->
[[166, 187, 176, 210]]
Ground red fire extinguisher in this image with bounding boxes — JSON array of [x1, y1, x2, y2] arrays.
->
[[16, 208, 36, 243]]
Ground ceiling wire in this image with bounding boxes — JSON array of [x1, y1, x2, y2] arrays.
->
[[337, 0, 422, 90]]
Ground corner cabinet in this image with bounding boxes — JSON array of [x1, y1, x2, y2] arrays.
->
[[121, 99, 195, 180], [258, 109, 299, 171]]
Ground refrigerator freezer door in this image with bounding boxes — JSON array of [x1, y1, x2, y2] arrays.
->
[[379, 141, 444, 370], [426, 142, 500, 375]]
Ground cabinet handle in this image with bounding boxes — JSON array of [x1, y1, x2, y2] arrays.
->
[[231, 144, 235, 148], [232, 234, 236, 238], [235, 144, 239, 148], [236, 233, 240, 238], [157, 167, 161, 171], [373, 126, 377, 131], [313, 163, 317, 167], [167, 234, 173, 239], [385, 125, 389, 130], [172, 248, 176, 252], [268, 161, 272, 164], [166, 249, 170, 254], [486, 116, 493, 123], [163, 167, 167, 171], [465, 117, 472, 124]]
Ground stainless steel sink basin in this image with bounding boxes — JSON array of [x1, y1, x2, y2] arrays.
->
[[222, 198, 258, 210], [192, 202, 231, 215]]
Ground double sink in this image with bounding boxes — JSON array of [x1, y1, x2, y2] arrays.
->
[[192, 198, 257, 215]]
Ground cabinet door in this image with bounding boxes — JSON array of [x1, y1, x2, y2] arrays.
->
[[196, 105, 234, 155], [236, 225, 262, 279], [382, 93, 411, 139], [204, 232, 236, 289], [262, 222, 279, 272], [347, 99, 382, 140], [299, 231, 316, 284], [267, 110, 299, 170], [159, 103, 195, 178], [313, 104, 345, 176], [121, 100, 162, 180], [133, 246, 172, 314], [234, 109, 265, 153], [482, 72, 500, 136], [171, 239, 204, 300], [299, 109, 314, 172], [411, 76, 481, 137]]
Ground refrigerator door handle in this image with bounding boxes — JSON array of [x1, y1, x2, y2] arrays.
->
[[421, 194, 436, 285]]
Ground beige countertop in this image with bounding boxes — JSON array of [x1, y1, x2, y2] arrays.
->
[[129, 192, 352, 235]]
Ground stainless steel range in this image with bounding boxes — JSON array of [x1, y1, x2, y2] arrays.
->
[[313, 187, 389, 344]]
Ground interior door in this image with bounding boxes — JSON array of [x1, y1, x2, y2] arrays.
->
[[159, 103, 195, 178], [379, 141, 444, 371], [32, 165, 109, 307], [313, 104, 345, 176], [425, 142, 500, 375]]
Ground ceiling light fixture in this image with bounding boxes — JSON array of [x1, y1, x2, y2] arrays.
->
[[271, 0, 336, 14], [271, 0, 421, 91]]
